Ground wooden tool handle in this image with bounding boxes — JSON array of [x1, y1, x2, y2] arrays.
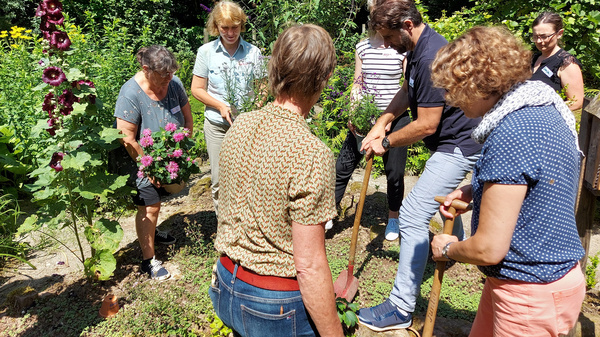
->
[[347, 157, 372, 267], [422, 205, 457, 337], [434, 196, 472, 211]]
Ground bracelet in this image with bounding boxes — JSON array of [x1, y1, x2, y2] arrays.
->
[[442, 242, 453, 260]]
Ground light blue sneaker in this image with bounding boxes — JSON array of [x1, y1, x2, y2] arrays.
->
[[358, 298, 412, 331], [385, 218, 399, 241]]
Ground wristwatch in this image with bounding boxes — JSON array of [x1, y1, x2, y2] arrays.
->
[[442, 242, 453, 260], [382, 136, 391, 150]]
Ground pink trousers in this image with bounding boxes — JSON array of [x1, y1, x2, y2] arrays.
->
[[469, 263, 586, 337]]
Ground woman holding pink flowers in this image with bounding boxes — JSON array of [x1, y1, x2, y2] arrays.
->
[[114, 45, 193, 280]]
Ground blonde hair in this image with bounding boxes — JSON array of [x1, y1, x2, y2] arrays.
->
[[431, 26, 532, 108], [206, 1, 247, 36], [268, 24, 336, 100]]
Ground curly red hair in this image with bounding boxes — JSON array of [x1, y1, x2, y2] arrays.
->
[[431, 26, 532, 108]]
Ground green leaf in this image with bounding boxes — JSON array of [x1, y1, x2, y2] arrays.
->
[[84, 218, 123, 253], [66, 67, 84, 80], [588, 10, 600, 24], [32, 82, 48, 91], [61, 152, 91, 171], [16, 215, 39, 237], [84, 249, 117, 280], [344, 310, 358, 327]]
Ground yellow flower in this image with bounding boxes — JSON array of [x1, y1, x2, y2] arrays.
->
[[26, 29, 32, 33], [20, 36, 32, 40], [11, 44, 18, 48]]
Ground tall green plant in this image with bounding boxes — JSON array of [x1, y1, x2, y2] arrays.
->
[[245, 0, 362, 52], [18, 0, 129, 280]]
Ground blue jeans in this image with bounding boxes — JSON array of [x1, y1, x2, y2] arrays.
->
[[209, 260, 318, 337], [389, 147, 480, 313]]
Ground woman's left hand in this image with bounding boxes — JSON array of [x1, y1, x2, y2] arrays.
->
[[431, 234, 458, 262]]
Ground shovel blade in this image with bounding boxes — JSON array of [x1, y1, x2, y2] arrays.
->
[[333, 269, 359, 302]]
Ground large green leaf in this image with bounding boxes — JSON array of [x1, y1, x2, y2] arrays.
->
[[73, 174, 128, 202], [84, 218, 123, 253], [84, 249, 117, 281], [16, 215, 39, 237], [61, 152, 91, 171]]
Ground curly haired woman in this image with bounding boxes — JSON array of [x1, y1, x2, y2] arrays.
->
[[430, 26, 585, 336]]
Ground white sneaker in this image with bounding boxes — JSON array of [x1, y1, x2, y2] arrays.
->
[[385, 218, 400, 241], [325, 220, 334, 231]]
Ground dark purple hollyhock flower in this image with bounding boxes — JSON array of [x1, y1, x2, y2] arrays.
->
[[58, 89, 75, 107], [35, 4, 46, 17], [42, 66, 66, 86], [50, 31, 70, 51], [71, 79, 95, 89], [43, 92, 55, 112], [40, 16, 57, 32], [42, 0, 63, 15], [45, 12, 64, 26], [49, 152, 64, 172], [59, 105, 73, 116], [47, 118, 58, 136]]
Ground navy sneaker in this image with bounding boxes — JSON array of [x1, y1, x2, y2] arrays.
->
[[141, 257, 171, 280], [155, 229, 176, 245], [357, 298, 412, 331]]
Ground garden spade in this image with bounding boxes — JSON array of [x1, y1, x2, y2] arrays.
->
[[333, 157, 373, 302], [422, 196, 472, 337]]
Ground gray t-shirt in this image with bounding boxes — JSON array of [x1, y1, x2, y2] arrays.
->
[[114, 75, 189, 187]]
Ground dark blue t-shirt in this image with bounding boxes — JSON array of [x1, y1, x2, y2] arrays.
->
[[405, 25, 481, 156], [472, 106, 584, 283]]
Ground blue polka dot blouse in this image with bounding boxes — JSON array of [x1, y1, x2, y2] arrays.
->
[[471, 105, 585, 283]]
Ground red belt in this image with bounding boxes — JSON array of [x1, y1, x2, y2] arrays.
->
[[220, 255, 300, 291]]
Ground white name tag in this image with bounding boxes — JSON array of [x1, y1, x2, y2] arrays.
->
[[170, 105, 181, 114], [542, 66, 553, 78], [409, 77, 415, 88]]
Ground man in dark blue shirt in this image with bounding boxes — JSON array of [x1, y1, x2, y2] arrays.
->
[[358, 0, 482, 331]]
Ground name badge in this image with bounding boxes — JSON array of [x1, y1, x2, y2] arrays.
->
[[409, 77, 414, 88], [542, 66, 553, 78], [170, 105, 181, 114]]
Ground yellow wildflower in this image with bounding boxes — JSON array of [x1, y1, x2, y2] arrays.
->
[[26, 29, 32, 33], [11, 44, 18, 48]]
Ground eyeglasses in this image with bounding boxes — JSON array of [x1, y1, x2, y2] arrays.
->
[[153, 70, 175, 78], [530, 31, 558, 42]]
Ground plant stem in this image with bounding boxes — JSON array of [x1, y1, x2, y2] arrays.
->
[[37, 230, 83, 263], [64, 167, 86, 264]]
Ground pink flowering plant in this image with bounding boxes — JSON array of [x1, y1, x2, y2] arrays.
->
[[137, 123, 200, 185]]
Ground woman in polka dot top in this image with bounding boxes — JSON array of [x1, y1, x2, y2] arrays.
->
[[429, 26, 586, 336]]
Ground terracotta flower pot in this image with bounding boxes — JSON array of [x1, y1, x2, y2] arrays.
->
[[163, 181, 186, 195], [99, 294, 119, 318]]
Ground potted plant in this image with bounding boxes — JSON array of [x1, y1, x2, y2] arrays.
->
[[348, 93, 380, 150], [137, 123, 201, 194]]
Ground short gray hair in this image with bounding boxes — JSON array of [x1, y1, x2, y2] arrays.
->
[[136, 45, 179, 73]]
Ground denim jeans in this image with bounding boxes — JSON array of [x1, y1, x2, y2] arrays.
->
[[389, 147, 480, 313], [209, 260, 318, 337]]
